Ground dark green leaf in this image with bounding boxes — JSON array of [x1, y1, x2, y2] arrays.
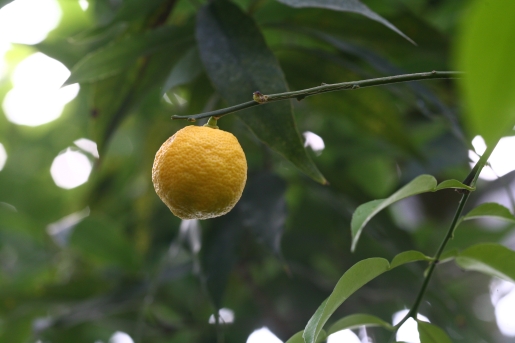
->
[[68, 22, 128, 46], [303, 258, 390, 343], [328, 313, 393, 334], [202, 212, 243, 309], [286, 330, 327, 343], [455, 243, 515, 283], [275, 0, 414, 44], [463, 203, 515, 223], [239, 172, 287, 257], [457, 0, 515, 145], [66, 26, 192, 84], [196, 0, 326, 184], [390, 250, 431, 269], [351, 175, 475, 251], [418, 321, 453, 343], [112, 0, 167, 23], [70, 216, 140, 270], [162, 47, 203, 94]]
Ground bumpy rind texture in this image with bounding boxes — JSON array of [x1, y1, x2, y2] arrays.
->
[[152, 125, 247, 220]]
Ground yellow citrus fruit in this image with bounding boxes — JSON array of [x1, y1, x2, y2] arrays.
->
[[152, 125, 247, 220]]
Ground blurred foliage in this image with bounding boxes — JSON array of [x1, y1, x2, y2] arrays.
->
[[0, 0, 514, 342]]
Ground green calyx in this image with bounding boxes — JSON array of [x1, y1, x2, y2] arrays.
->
[[203, 116, 219, 129]]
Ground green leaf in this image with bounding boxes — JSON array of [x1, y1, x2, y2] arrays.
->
[[303, 258, 390, 343], [434, 179, 475, 192], [196, 0, 326, 184], [202, 211, 243, 309], [275, 0, 414, 44], [418, 321, 453, 343], [351, 175, 436, 252], [285, 330, 327, 343], [455, 243, 515, 283], [328, 313, 393, 335], [457, 0, 515, 146], [66, 26, 192, 84], [70, 216, 140, 270], [463, 203, 515, 223], [162, 47, 203, 94], [351, 175, 475, 251], [390, 250, 431, 269]]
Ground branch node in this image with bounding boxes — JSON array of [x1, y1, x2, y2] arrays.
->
[[187, 117, 196, 122], [321, 82, 327, 85], [296, 95, 306, 101], [352, 84, 360, 89], [253, 91, 269, 104], [432, 70, 436, 74]]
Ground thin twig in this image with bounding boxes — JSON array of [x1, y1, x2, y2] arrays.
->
[[172, 71, 463, 121], [388, 140, 499, 342]]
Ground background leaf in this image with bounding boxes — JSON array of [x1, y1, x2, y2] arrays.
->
[[455, 243, 515, 283], [239, 172, 287, 257], [162, 47, 203, 94], [70, 216, 140, 270], [418, 321, 453, 343], [275, 0, 414, 44], [457, 0, 515, 145], [327, 313, 393, 334], [196, 0, 326, 184], [462, 203, 515, 223], [67, 26, 192, 84]]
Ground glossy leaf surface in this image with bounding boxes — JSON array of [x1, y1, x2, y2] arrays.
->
[[275, 0, 414, 44], [196, 0, 326, 184]]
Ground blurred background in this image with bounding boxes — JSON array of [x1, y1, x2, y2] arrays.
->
[[0, 0, 515, 342]]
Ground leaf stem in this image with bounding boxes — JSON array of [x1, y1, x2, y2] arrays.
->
[[172, 71, 463, 121], [389, 139, 499, 341]]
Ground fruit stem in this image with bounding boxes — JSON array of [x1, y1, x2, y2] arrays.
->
[[204, 116, 219, 129]]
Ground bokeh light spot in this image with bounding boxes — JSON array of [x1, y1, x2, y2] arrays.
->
[[303, 131, 325, 155], [74, 138, 99, 158], [0, 0, 62, 45], [3, 53, 79, 126], [78, 0, 89, 11], [209, 308, 235, 324], [326, 329, 361, 343], [470, 136, 515, 181], [491, 279, 515, 336], [108, 331, 134, 343], [50, 148, 92, 189], [246, 327, 282, 343], [0, 142, 7, 171], [392, 310, 430, 343]]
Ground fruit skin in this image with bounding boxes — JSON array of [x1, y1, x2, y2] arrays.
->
[[152, 125, 247, 220]]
